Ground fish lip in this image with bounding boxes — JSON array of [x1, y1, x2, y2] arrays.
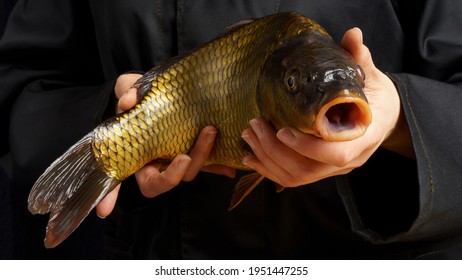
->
[[313, 92, 372, 142]]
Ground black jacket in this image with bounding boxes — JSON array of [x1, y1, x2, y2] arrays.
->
[[1, 0, 462, 259]]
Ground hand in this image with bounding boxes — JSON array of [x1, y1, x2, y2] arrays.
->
[[241, 28, 413, 188], [96, 73, 236, 218]]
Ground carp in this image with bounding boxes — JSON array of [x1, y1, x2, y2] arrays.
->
[[28, 12, 371, 248]]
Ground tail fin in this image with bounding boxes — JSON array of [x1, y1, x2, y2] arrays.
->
[[28, 133, 120, 248]]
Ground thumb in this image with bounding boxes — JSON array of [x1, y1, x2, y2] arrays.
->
[[340, 28, 376, 76], [117, 87, 138, 113], [95, 184, 121, 218]]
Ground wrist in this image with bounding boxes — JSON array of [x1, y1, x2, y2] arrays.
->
[[380, 74, 415, 158]]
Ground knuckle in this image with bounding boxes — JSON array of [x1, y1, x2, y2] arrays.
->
[[139, 179, 159, 198], [182, 172, 196, 182], [334, 151, 353, 167], [158, 172, 181, 189], [139, 183, 158, 198], [138, 171, 178, 198], [279, 174, 299, 188]]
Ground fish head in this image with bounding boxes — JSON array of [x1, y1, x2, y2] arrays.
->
[[258, 31, 371, 142]]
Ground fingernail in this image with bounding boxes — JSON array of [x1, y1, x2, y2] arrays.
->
[[249, 119, 263, 137], [353, 27, 363, 44], [97, 213, 107, 219], [277, 128, 296, 145], [241, 132, 254, 148], [206, 130, 217, 144], [242, 156, 255, 170]]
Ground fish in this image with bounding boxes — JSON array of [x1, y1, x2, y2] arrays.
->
[[28, 12, 372, 248]]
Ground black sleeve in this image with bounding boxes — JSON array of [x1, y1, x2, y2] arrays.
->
[[339, 1, 462, 243], [0, 0, 115, 187]]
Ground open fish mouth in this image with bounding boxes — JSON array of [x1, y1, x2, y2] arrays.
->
[[314, 92, 372, 141]]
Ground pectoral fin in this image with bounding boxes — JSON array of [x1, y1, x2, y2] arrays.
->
[[228, 172, 264, 211]]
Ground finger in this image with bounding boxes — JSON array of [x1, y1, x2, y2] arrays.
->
[[340, 27, 363, 53], [242, 151, 338, 188], [115, 73, 142, 100], [277, 127, 372, 167], [117, 87, 138, 113], [241, 123, 294, 186], [241, 153, 285, 186], [135, 155, 191, 198], [95, 184, 121, 218], [245, 118, 337, 185], [182, 126, 217, 181], [340, 28, 376, 76], [249, 118, 313, 169], [244, 120, 363, 186]]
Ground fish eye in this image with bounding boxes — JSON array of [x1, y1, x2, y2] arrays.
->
[[287, 76, 295, 88], [285, 69, 299, 93]]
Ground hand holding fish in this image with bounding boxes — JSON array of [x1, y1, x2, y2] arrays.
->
[[29, 13, 390, 247], [241, 28, 413, 188], [96, 74, 236, 218], [97, 27, 401, 216]]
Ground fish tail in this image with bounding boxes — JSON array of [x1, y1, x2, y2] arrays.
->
[[28, 133, 120, 248]]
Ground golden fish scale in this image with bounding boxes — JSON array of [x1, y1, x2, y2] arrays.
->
[[91, 13, 322, 181]]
